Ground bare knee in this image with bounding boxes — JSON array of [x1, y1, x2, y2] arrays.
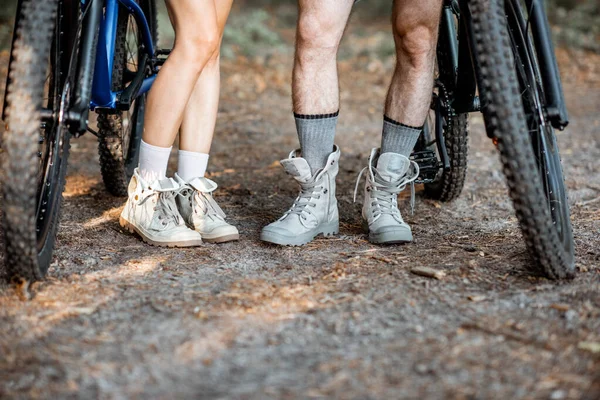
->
[[174, 33, 220, 73], [205, 44, 221, 68], [394, 22, 437, 69], [296, 13, 343, 63]]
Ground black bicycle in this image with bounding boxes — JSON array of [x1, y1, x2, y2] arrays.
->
[[412, 0, 574, 279]]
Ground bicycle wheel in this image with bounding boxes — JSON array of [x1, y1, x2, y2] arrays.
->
[[2, 0, 74, 282], [97, 0, 158, 196], [470, 0, 575, 279]]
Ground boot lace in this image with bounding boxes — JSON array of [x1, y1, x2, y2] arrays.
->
[[140, 191, 182, 229], [353, 159, 420, 218], [283, 179, 324, 221], [179, 186, 227, 221]]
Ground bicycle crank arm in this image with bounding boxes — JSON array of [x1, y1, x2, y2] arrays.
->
[[116, 53, 149, 111], [152, 48, 171, 72], [435, 100, 451, 171]]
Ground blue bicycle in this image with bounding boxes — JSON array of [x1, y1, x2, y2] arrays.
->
[[2, 0, 166, 282]]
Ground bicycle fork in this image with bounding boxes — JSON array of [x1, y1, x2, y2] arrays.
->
[[2, 0, 102, 136], [67, 0, 103, 136]]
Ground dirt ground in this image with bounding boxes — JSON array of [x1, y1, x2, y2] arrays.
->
[[0, 16, 599, 399]]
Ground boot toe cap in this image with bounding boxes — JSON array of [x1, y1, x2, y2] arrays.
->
[[260, 225, 309, 246], [368, 223, 413, 244], [261, 225, 295, 239], [171, 227, 203, 242], [201, 224, 239, 242]]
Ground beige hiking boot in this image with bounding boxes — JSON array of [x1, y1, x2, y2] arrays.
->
[[119, 168, 203, 247], [174, 174, 239, 243]]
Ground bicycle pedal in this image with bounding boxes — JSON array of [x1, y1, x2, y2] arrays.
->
[[152, 49, 171, 71], [411, 150, 440, 184]]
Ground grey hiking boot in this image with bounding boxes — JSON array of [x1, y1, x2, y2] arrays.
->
[[261, 146, 340, 246], [354, 148, 419, 244], [174, 173, 240, 243]]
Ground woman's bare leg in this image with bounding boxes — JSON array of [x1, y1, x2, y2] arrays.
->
[[179, 1, 233, 155], [175, 0, 233, 182], [170, 0, 238, 242], [142, 0, 219, 149], [137, 0, 219, 182]]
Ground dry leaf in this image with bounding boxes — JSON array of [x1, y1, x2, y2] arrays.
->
[[550, 303, 570, 312]]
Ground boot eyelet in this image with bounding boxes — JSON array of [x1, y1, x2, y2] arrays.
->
[[323, 189, 328, 194], [134, 195, 139, 201]]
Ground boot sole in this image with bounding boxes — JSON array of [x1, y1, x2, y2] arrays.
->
[[260, 221, 339, 246], [368, 230, 413, 244], [120, 216, 203, 248], [202, 233, 240, 244], [361, 220, 413, 244]]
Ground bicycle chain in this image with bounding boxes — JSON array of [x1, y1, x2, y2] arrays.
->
[[435, 79, 455, 138]]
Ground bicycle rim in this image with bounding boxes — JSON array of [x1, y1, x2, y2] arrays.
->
[[36, 3, 72, 253]]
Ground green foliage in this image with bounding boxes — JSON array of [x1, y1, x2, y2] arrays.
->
[[547, 0, 600, 52], [0, 0, 16, 50], [222, 9, 285, 58], [0, 0, 16, 21], [0, 0, 596, 54]]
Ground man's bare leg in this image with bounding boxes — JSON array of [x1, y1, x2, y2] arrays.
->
[[260, 0, 354, 246], [381, 0, 443, 157], [361, 0, 443, 245], [292, 0, 354, 174]]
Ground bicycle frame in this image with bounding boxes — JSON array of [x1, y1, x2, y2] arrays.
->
[[438, 0, 479, 115], [439, 0, 569, 130], [87, 0, 156, 110], [521, 0, 569, 129]]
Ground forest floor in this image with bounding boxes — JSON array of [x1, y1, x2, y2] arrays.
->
[[0, 12, 599, 400]]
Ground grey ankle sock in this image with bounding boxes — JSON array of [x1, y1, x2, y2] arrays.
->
[[295, 111, 338, 175], [380, 115, 422, 157]]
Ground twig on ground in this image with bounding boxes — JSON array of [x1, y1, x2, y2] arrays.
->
[[410, 266, 446, 280], [577, 195, 600, 206]]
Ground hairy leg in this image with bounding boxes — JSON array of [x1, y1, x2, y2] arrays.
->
[[142, 0, 220, 148], [385, 0, 443, 126], [179, 0, 233, 154], [293, 0, 355, 114]]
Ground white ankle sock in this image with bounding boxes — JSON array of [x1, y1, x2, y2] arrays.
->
[[138, 139, 172, 183], [177, 150, 209, 181]]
